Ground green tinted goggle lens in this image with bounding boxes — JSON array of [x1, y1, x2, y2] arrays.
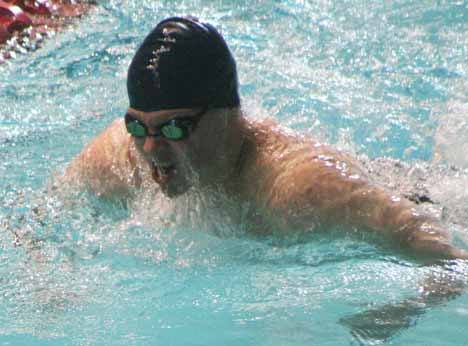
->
[[161, 124, 184, 139], [126, 121, 147, 137], [125, 108, 206, 141], [125, 118, 189, 141]]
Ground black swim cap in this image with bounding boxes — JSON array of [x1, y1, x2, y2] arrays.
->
[[127, 16, 240, 112]]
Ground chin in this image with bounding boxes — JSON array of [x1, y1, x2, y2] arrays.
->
[[160, 181, 191, 198]]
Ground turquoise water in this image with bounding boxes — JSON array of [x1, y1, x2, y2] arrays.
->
[[1, 0, 468, 345]]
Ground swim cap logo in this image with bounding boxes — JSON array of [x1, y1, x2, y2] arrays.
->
[[146, 29, 177, 88], [146, 45, 170, 87]]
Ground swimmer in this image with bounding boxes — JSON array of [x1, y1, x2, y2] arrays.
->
[[64, 16, 468, 262]]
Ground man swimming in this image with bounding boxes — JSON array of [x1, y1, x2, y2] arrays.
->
[[64, 16, 468, 261]]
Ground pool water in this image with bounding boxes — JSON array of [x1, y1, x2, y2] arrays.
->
[[1, 0, 468, 345]]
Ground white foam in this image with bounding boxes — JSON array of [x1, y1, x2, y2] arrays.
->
[[434, 101, 468, 168]]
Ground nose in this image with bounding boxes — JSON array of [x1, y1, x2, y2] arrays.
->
[[142, 136, 165, 153]]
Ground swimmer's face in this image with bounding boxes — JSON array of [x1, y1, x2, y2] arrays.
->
[[125, 107, 222, 197]]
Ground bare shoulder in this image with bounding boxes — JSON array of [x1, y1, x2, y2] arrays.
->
[[239, 118, 468, 259], [242, 118, 372, 227], [63, 118, 141, 197]]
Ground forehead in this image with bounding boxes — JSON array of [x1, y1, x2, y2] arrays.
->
[[127, 107, 196, 117], [126, 107, 198, 124]]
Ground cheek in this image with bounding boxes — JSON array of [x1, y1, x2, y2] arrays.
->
[[179, 140, 207, 170], [170, 141, 192, 161], [199, 129, 220, 154]]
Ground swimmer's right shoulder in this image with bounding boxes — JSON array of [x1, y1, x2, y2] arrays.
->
[[81, 118, 131, 159], [106, 118, 130, 142], [63, 119, 137, 197]]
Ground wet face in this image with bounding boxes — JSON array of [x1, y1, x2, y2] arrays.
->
[[125, 107, 220, 197]]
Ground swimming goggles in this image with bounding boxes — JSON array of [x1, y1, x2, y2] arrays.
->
[[125, 108, 207, 141]]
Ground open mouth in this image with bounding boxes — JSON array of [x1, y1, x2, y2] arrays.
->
[[150, 160, 176, 186]]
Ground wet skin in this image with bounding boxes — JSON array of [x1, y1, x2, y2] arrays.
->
[[121, 107, 247, 197], [64, 107, 468, 261], [125, 107, 203, 197]]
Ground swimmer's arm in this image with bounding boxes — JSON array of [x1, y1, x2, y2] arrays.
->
[[275, 159, 467, 260], [336, 182, 468, 339], [62, 119, 141, 198], [341, 267, 466, 342]]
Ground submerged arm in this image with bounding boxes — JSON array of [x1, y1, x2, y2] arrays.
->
[[341, 263, 468, 343], [296, 155, 468, 341], [267, 148, 468, 341]]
